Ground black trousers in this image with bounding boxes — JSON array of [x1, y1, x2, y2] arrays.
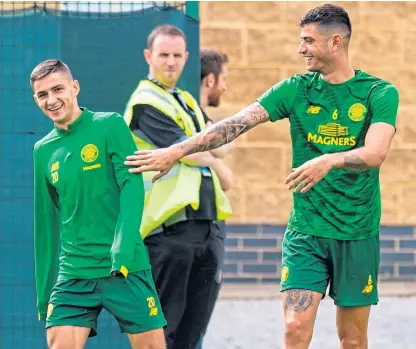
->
[[145, 220, 219, 349], [201, 222, 226, 336]]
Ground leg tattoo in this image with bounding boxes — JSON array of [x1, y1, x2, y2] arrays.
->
[[284, 289, 313, 312]]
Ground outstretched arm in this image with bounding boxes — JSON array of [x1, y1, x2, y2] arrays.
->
[[203, 120, 235, 159], [125, 102, 270, 181], [175, 102, 270, 157], [129, 104, 222, 168]]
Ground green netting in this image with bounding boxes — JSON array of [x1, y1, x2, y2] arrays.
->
[[0, 2, 199, 348]]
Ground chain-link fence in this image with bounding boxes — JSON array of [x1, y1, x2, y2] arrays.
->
[[0, 2, 199, 348]]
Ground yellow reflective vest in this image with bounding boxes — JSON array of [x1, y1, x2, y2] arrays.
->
[[124, 79, 232, 238]]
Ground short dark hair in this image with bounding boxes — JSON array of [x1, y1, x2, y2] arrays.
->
[[30, 59, 72, 88], [300, 4, 351, 39], [200, 49, 228, 82], [147, 24, 187, 50]]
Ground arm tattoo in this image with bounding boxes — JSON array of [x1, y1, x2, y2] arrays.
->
[[344, 155, 371, 171], [284, 289, 313, 313], [179, 102, 269, 155]]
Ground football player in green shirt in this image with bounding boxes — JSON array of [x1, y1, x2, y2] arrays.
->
[[31, 59, 166, 349], [125, 4, 399, 349]]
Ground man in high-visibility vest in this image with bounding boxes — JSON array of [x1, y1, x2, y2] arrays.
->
[[196, 48, 234, 349], [123, 25, 233, 349]]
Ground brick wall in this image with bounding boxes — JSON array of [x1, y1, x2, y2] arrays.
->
[[222, 225, 416, 283]]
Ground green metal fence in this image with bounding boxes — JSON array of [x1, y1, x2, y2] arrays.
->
[[0, 2, 199, 348]]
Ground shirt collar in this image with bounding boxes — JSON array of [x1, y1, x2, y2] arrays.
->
[[147, 74, 179, 95], [54, 107, 91, 134]]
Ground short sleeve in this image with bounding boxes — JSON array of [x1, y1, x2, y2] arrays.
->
[[132, 104, 188, 148], [369, 84, 399, 128], [256, 76, 299, 122]]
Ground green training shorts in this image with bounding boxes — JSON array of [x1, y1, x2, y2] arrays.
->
[[46, 269, 167, 336], [280, 229, 380, 307]]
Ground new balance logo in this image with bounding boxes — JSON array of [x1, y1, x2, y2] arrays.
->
[[362, 275, 373, 294], [306, 105, 321, 114]]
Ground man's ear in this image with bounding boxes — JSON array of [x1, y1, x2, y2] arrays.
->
[[206, 72, 215, 89], [144, 48, 152, 65], [33, 94, 40, 107], [331, 34, 343, 52], [73, 80, 80, 97]]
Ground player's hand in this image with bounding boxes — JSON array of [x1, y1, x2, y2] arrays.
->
[[284, 155, 334, 193], [125, 147, 180, 182]]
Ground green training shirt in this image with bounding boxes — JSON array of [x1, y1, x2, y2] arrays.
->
[[34, 108, 149, 320], [257, 70, 399, 240]]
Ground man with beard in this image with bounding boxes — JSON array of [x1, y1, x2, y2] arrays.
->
[[196, 48, 234, 349]]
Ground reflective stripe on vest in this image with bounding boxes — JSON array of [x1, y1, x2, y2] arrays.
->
[[132, 129, 156, 149], [142, 166, 180, 191]]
